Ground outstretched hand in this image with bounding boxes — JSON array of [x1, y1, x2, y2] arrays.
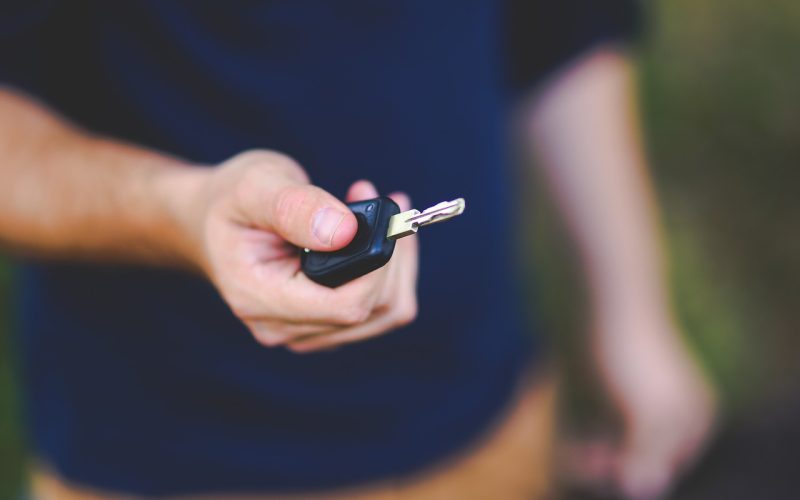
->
[[183, 150, 419, 353]]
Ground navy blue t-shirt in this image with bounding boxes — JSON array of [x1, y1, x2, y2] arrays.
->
[[1, 1, 638, 495]]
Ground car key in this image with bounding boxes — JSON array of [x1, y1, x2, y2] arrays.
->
[[301, 196, 465, 287]]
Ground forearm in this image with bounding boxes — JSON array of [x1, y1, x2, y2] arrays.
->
[[0, 88, 206, 268], [527, 48, 670, 328], [527, 48, 716, 498]]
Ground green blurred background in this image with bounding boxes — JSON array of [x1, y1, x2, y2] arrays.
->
[[1, 0, 798, 497], [533, 0, 800, 422]]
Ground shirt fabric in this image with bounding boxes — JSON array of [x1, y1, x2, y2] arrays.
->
[[0, 0, 638, 495]]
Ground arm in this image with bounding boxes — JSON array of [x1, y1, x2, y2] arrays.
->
[[0, 88, 204, 266], [524, 49, 716, 498], [0, 87, 418, 352]]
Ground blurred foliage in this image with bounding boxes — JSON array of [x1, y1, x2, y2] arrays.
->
[[0, 258, 25, 499], [1, 0, 799, 496], [642, 0, 800, 404], [531, 0, 800, 427]]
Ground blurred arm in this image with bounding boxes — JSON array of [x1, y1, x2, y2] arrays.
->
[[0, 88, 418, 352], [0, 87, 204, 267], [527, 48, 665, 332], [524, 48, 715, 498]]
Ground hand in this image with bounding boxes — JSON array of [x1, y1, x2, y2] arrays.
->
[[563, 311, 717, 499], [182, 150, 419, 353]]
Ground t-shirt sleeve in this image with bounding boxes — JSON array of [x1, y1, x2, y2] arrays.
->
[[505, 0, 643, 94]]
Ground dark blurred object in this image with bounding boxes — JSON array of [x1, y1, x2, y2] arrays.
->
[[506, 0, 642, 91], [564, 394, 800, 499], [0, 259, 25, 500], [641, 0, 800, 406], [674, 396, 800, 500]]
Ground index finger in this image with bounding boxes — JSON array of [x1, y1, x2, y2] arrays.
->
[[267, 259, 390, 325]]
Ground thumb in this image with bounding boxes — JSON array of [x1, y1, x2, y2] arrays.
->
[[258, 180, 358, 251]]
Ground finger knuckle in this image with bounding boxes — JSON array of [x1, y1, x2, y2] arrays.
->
[[234, 149, 290, 167], [392, 298, 418, 327], [257, 335, 285, 348], [352, 278, 383, 306], [337, 305, 371, 325], [227, 297, 260, 324], [261, 152, 307, 181], [258, 336, 285, 348], [230, 150, 308, 184], [251, 326, 287, 348], [287, 343, 316, 355], [230, 306, 251, 322], [224, 281, 267, 321], [273, 186, 312, 228]]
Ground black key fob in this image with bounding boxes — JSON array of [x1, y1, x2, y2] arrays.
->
[[301, 196, 401, 288]]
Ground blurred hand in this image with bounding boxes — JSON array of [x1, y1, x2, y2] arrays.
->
[[563, 311, 717, 499], [184, 150, 418, 353]]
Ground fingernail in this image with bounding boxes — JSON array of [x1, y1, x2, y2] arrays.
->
[[312, 207, 345, 246]]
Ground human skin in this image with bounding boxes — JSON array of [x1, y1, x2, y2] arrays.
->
[[0, 89, 418, 353], [0, 45, 715, 499], [526, 47, 717, 499]]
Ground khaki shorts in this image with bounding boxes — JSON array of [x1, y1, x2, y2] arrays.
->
[[32, 372, 557, 500]]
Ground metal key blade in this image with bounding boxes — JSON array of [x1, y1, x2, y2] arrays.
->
[[387, 198, 465, 240], [406, 198, 465, 226]]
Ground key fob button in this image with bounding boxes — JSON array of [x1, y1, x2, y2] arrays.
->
[[301, 196, 400, 287]]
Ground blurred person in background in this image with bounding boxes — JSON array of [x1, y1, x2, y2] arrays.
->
[[0, 1, 714, 499]]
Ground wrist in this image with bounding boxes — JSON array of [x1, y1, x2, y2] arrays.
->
[[145, 160, 213, 273]]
